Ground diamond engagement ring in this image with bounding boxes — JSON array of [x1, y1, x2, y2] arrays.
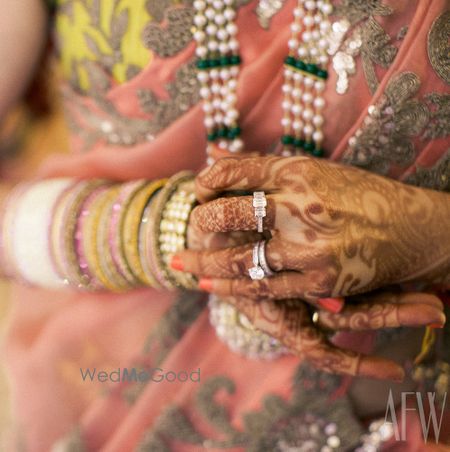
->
[[249, 241, 265, 280], [253, 191, 267, 233], [248, 240, 274, 280]]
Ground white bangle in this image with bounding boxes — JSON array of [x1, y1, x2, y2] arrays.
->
[[10, 179, 73, 289]]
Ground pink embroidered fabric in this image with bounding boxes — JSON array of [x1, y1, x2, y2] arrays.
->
[[3, 0, 449, 450]]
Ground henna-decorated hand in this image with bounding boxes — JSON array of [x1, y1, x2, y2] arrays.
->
[[175, 156, 450, 306], [218, 291, 445, 381]]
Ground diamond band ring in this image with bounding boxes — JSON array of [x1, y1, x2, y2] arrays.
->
[[258, 240, 275, 277], [248, 240, 275, 280]]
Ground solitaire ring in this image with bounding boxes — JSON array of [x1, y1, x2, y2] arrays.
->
[[248, 241, 265, 280]]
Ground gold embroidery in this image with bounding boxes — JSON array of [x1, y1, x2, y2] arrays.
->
[[142, 6, 195, 58], [422, 93, 450, 140], [405, 151, 450, 192], [136, 365, 365, 451], [428, 10, 450, 85], [329, 1, 404, 95], [343, 72, 450, 182], [343, 72, 427, 173], [64, 60, 200, 150], [58, 0, 259, 150]]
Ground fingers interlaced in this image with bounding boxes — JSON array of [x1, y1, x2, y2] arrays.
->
[[210, 273, 329, 306], [316, 294, 446, 331], [223, 296, 405, 381]]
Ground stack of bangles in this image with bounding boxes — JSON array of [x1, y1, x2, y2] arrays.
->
[[0, 172, 197, 291]]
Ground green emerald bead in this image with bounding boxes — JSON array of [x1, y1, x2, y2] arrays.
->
[[312, 148, 325, 158], [306, 63, 318, 74], [281, 135, 294, 145], [220, 56, 231, 66], [211, 59, 221, 68], [196, 60, 209, 70], [295, 60, 306, 70], [218, 128, 229, 138], [207, 132, 217, 142], [317, 69, 328, 79], [285, 56, 296, 66], [304, 141, 315, 152], [228, 127, 241, 138], [293, 138, 305, 148], [230, 55, 241, 65]]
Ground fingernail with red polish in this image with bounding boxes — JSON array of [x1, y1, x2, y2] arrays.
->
[[318, 297, 345, 313], [170, 255, 184, 271], [199, 278, 213, 292]]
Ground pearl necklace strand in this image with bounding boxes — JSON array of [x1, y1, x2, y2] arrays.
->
[[193, 0, 332, 164], [281, 0, 332, 157], [193, 0, 333, 359], [194, 0, 244, 165]]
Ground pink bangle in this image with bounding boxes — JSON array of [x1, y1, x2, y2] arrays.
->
[[75, 185, 111, 290], [50, 180, 105, 289], [107, 180, 146, 287]]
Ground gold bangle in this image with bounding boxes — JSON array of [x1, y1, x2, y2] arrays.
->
[[122, 179, 166, 287], [82, 185, 129, 292], [49, 182, 76, 284], [140, 200, 164, 290], [108, 180, 148, 287]]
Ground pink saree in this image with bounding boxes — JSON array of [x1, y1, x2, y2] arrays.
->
[[3, 0, 449, 450]]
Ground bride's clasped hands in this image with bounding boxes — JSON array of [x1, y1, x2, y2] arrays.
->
[[171, 155, 449, 380]]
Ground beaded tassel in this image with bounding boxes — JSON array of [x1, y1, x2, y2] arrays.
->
[[281, 0, 332, 157], [193, 0, 244, 164]]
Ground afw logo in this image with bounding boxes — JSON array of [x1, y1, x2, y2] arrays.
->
[[384, 390, 447, 443]]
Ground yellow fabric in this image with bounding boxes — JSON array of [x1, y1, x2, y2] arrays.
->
[[55, 0, 165, 91]]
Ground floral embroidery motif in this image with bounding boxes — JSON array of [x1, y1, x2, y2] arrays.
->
[[142, 5, 195, 58], [428, 10, 450, 85], [57, 0, 257, 150], [329, 0, 404, 94], [421, 93, 450, 140], [136, 364, 364, 451], [137, 61, 200, 132], [405, 151, 450, 193], [63, 60, 200, 151], [343, 72, 450, 182], [63, 87, 155, 151], [343, 72, 427, 173], [56, 0, 143, 92]]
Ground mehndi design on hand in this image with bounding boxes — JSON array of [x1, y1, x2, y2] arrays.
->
[[178, 156, 450, 304]]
